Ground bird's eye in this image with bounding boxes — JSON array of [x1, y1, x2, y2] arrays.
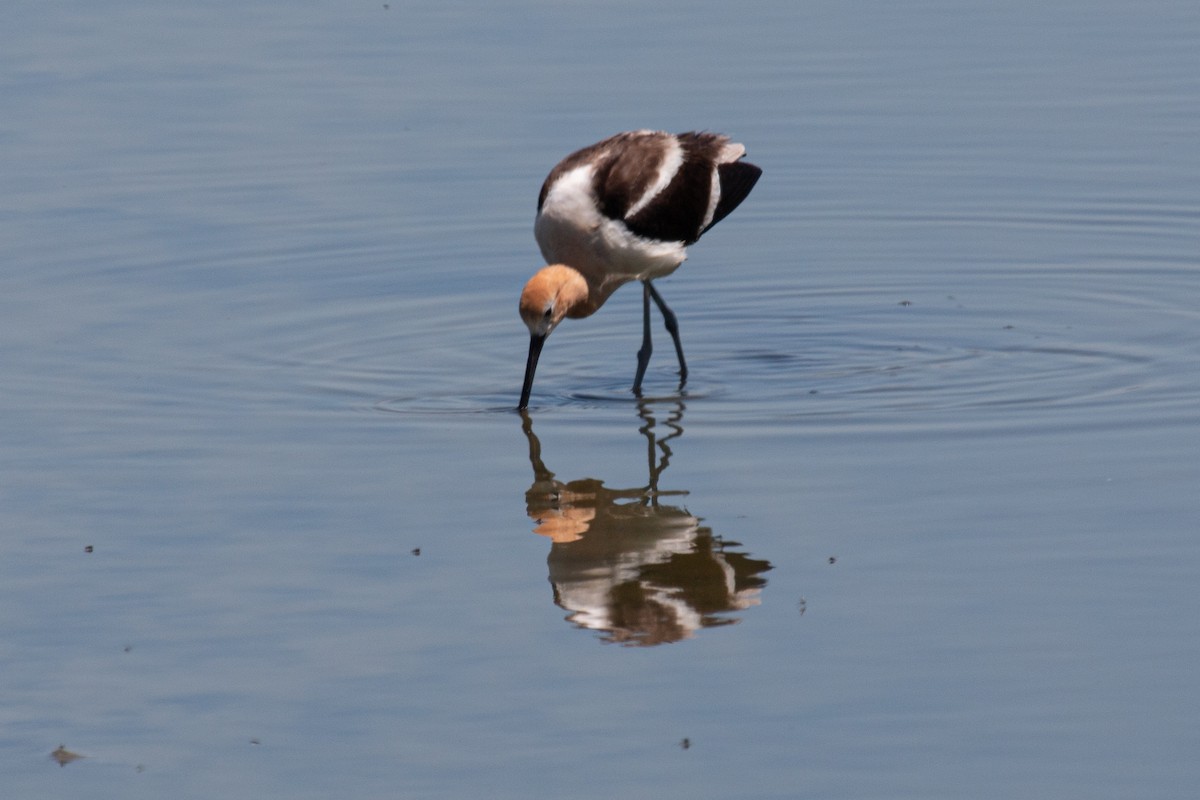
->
[[542, 308, 553, 320]]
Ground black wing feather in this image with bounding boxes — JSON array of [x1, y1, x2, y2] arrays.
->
[[703, 161, 762, 235]]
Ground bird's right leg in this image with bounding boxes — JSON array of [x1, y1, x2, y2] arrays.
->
[[646, 281, 687, 385], [632, 281, 653, 395]]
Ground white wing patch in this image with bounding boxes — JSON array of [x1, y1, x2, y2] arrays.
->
[[701, 165, 721, 232]]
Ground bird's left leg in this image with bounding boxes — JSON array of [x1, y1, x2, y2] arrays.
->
[[646, 281, 687, 384], [632, 281, 653, 395]]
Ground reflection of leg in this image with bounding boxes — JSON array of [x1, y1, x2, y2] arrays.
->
[[633, 281, 652, 395], [636, 399, 658, 494], [636, 397, 688, 501], [646, 281, 687, 384]]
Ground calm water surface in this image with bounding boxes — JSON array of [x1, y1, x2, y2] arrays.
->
[[3, 1, 1199, 798]]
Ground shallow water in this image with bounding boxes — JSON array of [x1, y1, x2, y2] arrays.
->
[[3, 1, 1199, 798]]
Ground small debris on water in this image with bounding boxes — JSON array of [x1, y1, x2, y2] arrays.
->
[[51, 745, 83, 767]]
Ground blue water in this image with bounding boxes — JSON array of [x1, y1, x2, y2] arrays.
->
[[3, 1, 1199, 798]]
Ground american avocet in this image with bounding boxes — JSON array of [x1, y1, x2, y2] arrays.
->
[[517, 130, 761, 409]]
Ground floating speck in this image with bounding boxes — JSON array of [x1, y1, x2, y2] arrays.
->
[[51, 745, 83, 767]]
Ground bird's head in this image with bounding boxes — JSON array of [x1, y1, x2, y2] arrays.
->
[[518, 264, 589, 338], [518, 264, 589, 409]]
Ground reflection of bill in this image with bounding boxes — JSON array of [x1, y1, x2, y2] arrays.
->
[[521, 403, 771, 647]]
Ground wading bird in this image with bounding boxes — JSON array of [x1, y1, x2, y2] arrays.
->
[[518, 130, 761, 409]]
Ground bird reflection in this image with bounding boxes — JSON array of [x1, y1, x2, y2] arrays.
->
[[520, 402, 771, 646]]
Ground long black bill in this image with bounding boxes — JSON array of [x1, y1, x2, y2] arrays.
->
[[518, 333, 546, 410]]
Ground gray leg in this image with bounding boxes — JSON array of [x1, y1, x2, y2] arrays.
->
[[632, 281, 652, 395], [646, 281, 687, 384]]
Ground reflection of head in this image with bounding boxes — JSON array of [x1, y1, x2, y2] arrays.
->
[[527, 482, 602, 543], [521, 405, 771, 647], [531, 508, 594, 543]]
